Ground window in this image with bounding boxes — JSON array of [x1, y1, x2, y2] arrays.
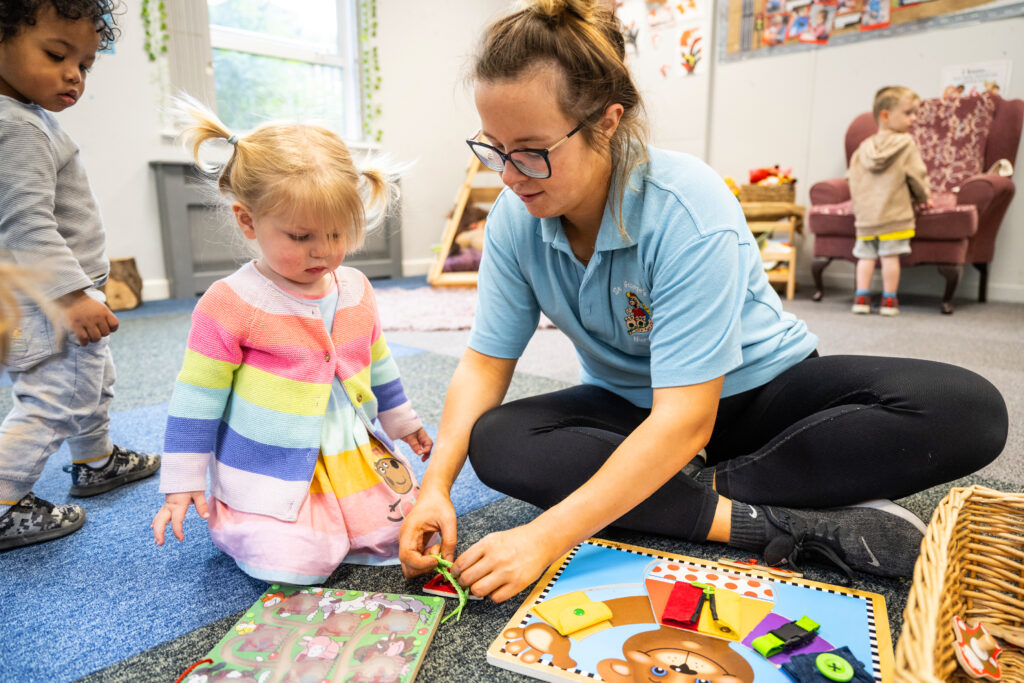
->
[[206, 0, 360, 139]]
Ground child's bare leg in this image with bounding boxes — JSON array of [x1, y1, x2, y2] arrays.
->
[[880, 255, 900, 294], [855, 258, 876, 292]]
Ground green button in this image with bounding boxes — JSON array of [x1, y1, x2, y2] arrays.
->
[[573, 608, 585, 616], [816, 653, 854, 682]]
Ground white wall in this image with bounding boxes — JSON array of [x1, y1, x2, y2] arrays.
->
[[709, 17, 1024, 303], [58, 0, 182, 301], [375, 0, 509, 277]]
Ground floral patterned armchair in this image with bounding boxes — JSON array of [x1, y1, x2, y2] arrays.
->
[[807, 93, 1023, 314]]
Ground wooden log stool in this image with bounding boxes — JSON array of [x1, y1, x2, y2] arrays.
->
[[101, 257, 143, 311]]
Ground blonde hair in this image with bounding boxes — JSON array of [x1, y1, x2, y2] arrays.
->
[[177, 98, 396, 253], [473, 0, 648, 239], [873, 86, 918, 121], [0, 265, 59, 364]]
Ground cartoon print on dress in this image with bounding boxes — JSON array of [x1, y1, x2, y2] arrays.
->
[[624, 291, 653, 335], [370, 442, 414, 494]]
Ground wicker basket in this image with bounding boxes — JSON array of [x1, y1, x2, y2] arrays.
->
[[895, 486, 1024, 682], [738, 183, 795, 203]]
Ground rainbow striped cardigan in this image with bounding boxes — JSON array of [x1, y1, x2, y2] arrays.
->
[[158, 261, 421, 521]]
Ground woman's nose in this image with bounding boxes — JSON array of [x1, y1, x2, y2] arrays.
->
[[500, 161, 528, 186]]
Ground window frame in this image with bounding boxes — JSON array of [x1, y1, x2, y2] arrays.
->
[[206, 0, 363, 141]]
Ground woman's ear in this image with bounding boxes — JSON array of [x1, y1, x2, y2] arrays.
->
[[232, 202, 257, 239], [599, 103, 625, 139]]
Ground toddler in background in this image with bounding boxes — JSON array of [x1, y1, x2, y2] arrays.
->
[[151, 100, 433, 584], [0, 0, 160, 551], [847, 85, 931, 316]]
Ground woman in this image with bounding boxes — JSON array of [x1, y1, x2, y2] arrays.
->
[[398, 0, 1007, 602]]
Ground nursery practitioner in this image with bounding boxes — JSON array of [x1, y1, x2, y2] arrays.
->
[[0, 0, 160, 551], [151, 101, 433, 584], [848, 85, 931, 315], [399, 0, 1007, 602]]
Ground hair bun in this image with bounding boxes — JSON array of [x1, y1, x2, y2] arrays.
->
[[525, 0, 601, 25]]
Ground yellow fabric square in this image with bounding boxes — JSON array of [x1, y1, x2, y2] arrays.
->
[[534, 591, 612, 636], [697, 589, 742, 640]]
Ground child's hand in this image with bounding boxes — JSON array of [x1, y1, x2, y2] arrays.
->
[[57, 289, 119, 346], [400, 427, 434, 462], [151, 491, 209, 545]]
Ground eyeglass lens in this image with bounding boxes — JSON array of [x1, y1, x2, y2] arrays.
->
[[471, 143, 550, 179]]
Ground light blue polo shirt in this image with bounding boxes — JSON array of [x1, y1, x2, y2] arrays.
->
[[468, 147, 818, 409]]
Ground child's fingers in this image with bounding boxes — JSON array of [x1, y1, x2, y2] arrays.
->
[[192, 492, 210, 519], [171, 508, 187, 542], [151, 509, 169, 545]]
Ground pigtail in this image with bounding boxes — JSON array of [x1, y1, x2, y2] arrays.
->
[[356, 159, 403, 237], [172, 94, 240, 180]]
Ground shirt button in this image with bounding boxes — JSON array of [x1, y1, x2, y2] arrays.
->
[[324, 352, 331, 362], [355, 393, 363, 403]]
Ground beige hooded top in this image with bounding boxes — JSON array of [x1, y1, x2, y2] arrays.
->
[[847, 129, 931, 239]]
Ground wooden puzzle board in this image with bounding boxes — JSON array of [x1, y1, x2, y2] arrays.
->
[[488, 538, 893, 682]]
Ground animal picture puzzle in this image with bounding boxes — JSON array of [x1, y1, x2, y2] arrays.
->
[[179, 585, 444, 683], [488, 539, 894, 682]]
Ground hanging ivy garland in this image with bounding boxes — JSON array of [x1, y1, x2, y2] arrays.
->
[[141, 0, 169, 62], [359, 0, 382, 142]]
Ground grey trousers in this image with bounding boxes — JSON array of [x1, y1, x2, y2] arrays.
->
[[0, 294, 115, 504]]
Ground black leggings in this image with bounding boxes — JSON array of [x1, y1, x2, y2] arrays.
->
[[467, 355, 1008, 542]]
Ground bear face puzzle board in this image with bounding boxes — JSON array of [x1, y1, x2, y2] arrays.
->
[[179, 585, 444, 683], [487, 538, 893, 682]]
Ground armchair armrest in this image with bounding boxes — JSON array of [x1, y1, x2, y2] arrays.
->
[[809, 178, 851, 205], [957, 173, 1015, 214]]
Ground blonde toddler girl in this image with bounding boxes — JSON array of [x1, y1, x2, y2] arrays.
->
[[152, 102, 431, 584]]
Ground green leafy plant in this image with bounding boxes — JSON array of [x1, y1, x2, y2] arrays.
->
[[141, 0, 168, 62], [359, 0, 382, 142]]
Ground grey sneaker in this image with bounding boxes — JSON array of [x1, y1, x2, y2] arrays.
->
[[0, 493, 85, 551], [63, 445, 161, 497], [762, 499, 927, 580]]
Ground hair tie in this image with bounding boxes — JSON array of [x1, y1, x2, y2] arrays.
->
[[226, 134, 238, 145]]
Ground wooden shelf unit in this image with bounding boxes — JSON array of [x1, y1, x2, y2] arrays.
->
[[428, 157, 502, 287], [742, 201, 804, 301]]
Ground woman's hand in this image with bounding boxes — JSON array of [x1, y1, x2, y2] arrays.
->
[[151, 491, 209, 545], [454, 523, 558, 603], [399, 488, 457, 578], [400, 427, 434, 462]]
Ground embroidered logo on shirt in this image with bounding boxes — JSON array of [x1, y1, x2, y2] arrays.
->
[[624, 292, 653, 335]]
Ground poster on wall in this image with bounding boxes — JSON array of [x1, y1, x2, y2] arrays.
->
[[799, 3, 836, 41], [941, 60, 1012, 98], [833, 0, 862, 27], [618, 0, 709, 76], [859, 0, 890, 29], [786, 5, 811, 38], [761, 11, 792, 43]]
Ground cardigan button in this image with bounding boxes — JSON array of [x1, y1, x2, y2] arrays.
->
[[324, 352, 331, 362], [356, 393, 363, 403]]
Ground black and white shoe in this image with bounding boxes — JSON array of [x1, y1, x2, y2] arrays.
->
[[761, 499, 927, 580], [64, 445, 161, 497], [0, 493, 85, 551]]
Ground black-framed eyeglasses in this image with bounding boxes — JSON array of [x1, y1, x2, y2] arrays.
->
[[466, 119, 589, 180]]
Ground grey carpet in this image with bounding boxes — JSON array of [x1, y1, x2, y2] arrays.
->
[[3, 286, 1019, 682], [77, 474, 1024, 683]]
